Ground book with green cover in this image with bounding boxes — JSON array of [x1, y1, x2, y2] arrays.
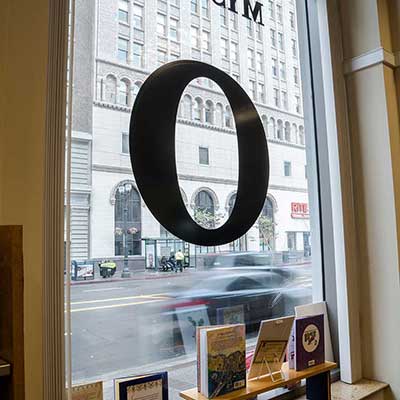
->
[[200, 325, 246, 398]]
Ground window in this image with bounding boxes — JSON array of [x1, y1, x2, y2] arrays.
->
[[284, 161, 292, 176], [282, 91, 288, 110], [270, 29, 276, 47], [273, 87, 280, 107], [272, 58, 278, 77], [278, 32, 284, 51], [256, 52, 264, 72], [290, 11, 296, 29], [118, 80, 129, 105], [191, 0, 199, 14], [191, 26, 200, 49], [105, 75, 117, 103], [220, 7, 227, 26], [170, 18, 179, 41], [119, 0, 129, 24], [118, 37, 129, 63], [292, 39, 298, 57], [247, 48, 255, 69], [276, 4, 283, 24], [199, 147, 209, 165], [295, 95, 302, 113], [287, 232, 297, 251], [157, 13, 167, 36], [249, 80, 256, 100], [194, 98, 203, 122], [201, 0, 210, 18], [132, 43, 143, 67], [122, 132, 129, 154], [157, 49, 167, 64], [268, 0, 275, 19], [66, 2, 330, 399], [231, 42, 239, 63], [280, 61, 286, 80], [294, 66, 299, 85], [258, 83, 265, 103], [133, 5, 144, 30], [202, 30, 211, 52], [205, 100, 213, 124], [114, 184, 142, 256]]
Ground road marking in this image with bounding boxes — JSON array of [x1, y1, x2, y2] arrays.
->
[[83, 287, 124, 293], [71, 299, 165, 313], [70, 294, 169, 306]]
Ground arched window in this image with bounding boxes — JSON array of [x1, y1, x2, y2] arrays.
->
[[194, 190, 215, 228], [225, 106, 233, 128], [115, 183, 142, 256], [194, 98, 203, 122], [292, 124, 298, 143], [228, 193, 237, 216], [261, 115, 268, 136], [182, 94, 193, 119], [285, 122, 291, 142], [205, 100, 214, 124], [105, 75, 117, 103], [277, 120, 284, 140], [299, 126, 305, 145], [216, 103, 223, 127], [118, 79, 130, 106], [259, 197, 275, 250], [133, 81, 142, 99], [269, 118, 276, 138]]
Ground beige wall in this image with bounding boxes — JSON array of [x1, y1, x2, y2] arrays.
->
[[0, 0, 49, 399], [337, 0, 400, 398], [1, 0, 400, 400]]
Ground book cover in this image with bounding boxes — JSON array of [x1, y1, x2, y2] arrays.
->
[[114, 372, 168, 400], [294, 314, 325, 371], [71, 382, 103, 400], [247, 316, 294, 380], [202, 325, 246, 398], [216, 305, 245, 325]]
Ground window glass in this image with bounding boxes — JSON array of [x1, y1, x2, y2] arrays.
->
[[66, 1, 320, 399]]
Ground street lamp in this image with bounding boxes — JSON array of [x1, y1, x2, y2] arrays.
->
[[118, 182, 133, 278]]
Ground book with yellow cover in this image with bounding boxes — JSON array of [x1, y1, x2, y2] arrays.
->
[[71, 382, 103, 400], [200, 325, 246, 398]]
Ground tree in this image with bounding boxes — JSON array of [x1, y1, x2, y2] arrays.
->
[[258, 215, 277, 250], [194, 207, 223, 229]]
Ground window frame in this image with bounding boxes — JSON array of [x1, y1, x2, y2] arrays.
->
[[42, 0, 362, 398]]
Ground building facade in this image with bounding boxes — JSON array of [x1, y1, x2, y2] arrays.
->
[[70, 0, 310, 262]]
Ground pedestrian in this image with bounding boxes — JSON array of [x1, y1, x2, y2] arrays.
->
[[175, 249, 184, 272]]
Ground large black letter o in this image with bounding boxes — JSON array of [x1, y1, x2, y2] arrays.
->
[[129, 60, 269, 246]]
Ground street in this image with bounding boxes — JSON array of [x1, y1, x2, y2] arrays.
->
[[68, 265, 312, 399], [69, 271, 206, 399]]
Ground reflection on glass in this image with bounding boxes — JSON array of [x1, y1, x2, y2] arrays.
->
[[67, 1, 315, 399]]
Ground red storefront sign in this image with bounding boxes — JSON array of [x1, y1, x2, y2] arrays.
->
[[291, 202, 309, 219]]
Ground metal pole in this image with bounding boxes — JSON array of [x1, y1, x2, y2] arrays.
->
[[121, 188, 131, 278]]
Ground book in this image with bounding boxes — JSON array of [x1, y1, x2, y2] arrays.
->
[[216, 305, 245, 325], [199, 325, 246, 398], [71, 382, 103, 400], [295, 301, 334, 362], [114, 372, 168, 400], [293, 314, 325, 371], [247, 316, 294, 380]]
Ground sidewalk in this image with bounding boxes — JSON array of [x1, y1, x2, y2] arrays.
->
[[69, 269, 196, 285]]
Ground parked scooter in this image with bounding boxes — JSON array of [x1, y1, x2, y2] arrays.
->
[[159, 255, 175, 272]]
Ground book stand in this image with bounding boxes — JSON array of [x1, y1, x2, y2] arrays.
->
[[256, 357, 283, 383]]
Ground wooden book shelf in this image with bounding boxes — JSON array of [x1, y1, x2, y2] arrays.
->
[[180, 361, 337, 400]]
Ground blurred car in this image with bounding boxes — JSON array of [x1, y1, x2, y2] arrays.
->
[[145, 270, 312, 358], [208, 252, 273, 268]]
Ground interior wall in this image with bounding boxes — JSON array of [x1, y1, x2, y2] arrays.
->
[[0, 0, 49, 399], [337, 0, 400, 398]]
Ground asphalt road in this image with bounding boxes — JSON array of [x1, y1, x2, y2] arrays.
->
[[69, 271, 205, 399]]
